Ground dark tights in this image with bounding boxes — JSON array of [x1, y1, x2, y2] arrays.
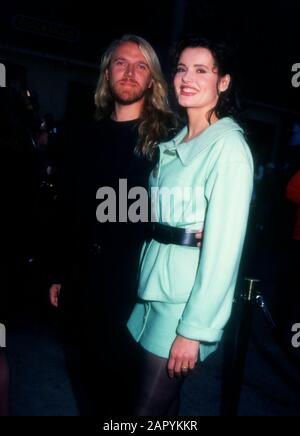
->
[[134, 349, 184, 416], [0, 350, 9, 416]]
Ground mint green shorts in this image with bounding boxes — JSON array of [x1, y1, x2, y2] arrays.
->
[[127, 300, 218, 361]]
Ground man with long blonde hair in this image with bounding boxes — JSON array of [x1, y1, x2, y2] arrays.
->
[[49, 34, 177, 415], [94, 34, 176, 159]]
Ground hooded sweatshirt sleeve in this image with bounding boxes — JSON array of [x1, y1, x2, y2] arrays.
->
[[176, 132, 253, 343]]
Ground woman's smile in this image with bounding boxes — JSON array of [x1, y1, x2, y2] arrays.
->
[[180, 86, 198, 96]]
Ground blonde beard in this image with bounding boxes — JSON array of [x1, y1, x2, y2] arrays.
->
[[110, 81, 149, 105]]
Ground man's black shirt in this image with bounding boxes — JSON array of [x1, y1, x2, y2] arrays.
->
[[53, 117, 154, 325]]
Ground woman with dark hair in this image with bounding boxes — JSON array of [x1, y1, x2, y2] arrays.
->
[[127, 36, 254, 416]]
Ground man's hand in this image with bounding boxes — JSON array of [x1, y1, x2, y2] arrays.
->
[[195, 230, 203, 248], [49, 284, 62, 308], [167, 335, 199, 378]]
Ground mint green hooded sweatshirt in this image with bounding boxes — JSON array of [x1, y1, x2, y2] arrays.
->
[[128, 117, 253, 361]]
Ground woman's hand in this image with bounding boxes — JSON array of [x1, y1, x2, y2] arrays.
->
[[195, 230, 203, 248], [167, 335, 199, 378]]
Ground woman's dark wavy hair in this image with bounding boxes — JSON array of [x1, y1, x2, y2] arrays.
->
[[172, 35, 240, 123]]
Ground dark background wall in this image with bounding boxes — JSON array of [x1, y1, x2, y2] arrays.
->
[[1, 0, 300, 115]]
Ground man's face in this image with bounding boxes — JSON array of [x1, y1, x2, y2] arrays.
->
[[106, 41, 152, 105]]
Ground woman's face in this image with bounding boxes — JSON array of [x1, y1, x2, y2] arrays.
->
[[174, 47, 230, 113]]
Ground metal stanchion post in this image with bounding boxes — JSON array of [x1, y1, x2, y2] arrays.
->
[[220, 278, 259, 416]]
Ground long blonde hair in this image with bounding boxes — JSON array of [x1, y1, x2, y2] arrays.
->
[[94, 34, 177, 160]]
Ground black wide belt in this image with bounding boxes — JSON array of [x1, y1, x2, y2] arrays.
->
[[151, 223, 199, 247]]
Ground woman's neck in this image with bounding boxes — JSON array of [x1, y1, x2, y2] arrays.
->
[[183, 108, 218, 142]]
